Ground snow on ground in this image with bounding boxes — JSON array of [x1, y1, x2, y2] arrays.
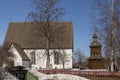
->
[[28, 69, 89, 80], [81, 69, 108, 71], [28, 68, 47, 80], [72, 68, 108, 71], [4, 72, 19, 80], [46, 74, 89, 80]]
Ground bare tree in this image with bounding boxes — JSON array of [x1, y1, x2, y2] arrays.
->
[[92, 0, 120, 71], [53, 50, 69, 69], [27, 0, 64, 69], [59, 50, 69, 69], [0, 43, 14, 80], [73, 49, 86, 69]]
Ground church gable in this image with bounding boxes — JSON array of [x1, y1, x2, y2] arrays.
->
[[10, 44, 22, 66], [10, 43, 30, 67], [10, 43, 30, 61]]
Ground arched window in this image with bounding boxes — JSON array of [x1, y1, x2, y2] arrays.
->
[[54, 51, 60, 64], [31, 51, 36, 64]]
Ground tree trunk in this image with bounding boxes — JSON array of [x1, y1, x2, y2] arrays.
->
[[46, 36, 51, 69], [63, 61, 65, 69], [46, 53, 50, 69]]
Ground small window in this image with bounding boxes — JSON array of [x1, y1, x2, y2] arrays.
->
[[31, 51, 36, 64]]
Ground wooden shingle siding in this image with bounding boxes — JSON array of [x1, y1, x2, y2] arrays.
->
[[87, 33, 105, 69]]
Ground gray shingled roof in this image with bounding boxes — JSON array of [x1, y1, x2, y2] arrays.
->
[[4, 22, 73, 49]]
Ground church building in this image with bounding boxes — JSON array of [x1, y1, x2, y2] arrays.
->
[[3, 22, 73, 69], [87, 33, 105, 69]]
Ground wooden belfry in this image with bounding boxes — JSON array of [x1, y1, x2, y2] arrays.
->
[[87, 33, 105, 69]]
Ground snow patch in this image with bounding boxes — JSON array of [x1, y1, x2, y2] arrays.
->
[[72, 68, 108, 71], [4, 72, 19, 80], [47, 74, 89, 80], [28, 69, 89, 80], [81, 69, 108, 71]]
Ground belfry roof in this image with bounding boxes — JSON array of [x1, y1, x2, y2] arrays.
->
[[90, 33, 102, 47]]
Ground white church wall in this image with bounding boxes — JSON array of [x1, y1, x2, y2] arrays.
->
[[24, 49, 47, 69], [10, 45, 23, 66], [24, 49, 72, 69], [50, 49, 72, 69]]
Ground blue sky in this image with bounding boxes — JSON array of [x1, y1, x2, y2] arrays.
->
[[0, 0, 95, 57]]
